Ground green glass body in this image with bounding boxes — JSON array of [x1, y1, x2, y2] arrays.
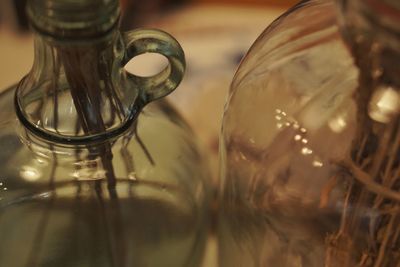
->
[[0, 1, 210, 267], [0, 93, 209, 267]]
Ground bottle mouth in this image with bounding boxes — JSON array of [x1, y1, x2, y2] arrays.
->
[[27, 0, 120, 40]]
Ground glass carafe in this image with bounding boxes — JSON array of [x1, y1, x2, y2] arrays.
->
[[219, 0, 400, 266], [0, 1, 210, 266]]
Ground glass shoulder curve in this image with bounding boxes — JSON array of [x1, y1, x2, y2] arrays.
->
[[223, 0, 359, 158]]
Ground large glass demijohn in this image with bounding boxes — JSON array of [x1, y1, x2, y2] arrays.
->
[[0, 0, 210, 266], [219, 0, 400, 266]]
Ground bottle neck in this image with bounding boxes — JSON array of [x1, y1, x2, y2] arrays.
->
[[17, 0, 186, 143], [16, 29, 136, 142], [27, 0, 120, 40]]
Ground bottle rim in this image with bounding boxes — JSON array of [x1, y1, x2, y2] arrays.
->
[[26, 0, 120, 40]]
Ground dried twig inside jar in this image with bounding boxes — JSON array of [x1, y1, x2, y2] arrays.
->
[[325, 37, 400, 267], [58, 45, 120, 197]]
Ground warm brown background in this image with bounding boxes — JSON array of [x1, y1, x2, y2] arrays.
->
[[120, 0, 298, 8], [194, 0, 297, 6]]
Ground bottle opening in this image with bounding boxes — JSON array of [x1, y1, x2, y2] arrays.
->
[[27, 0, 120, 39]]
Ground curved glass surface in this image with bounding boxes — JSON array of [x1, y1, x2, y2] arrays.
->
[[219, 0, 400, 266]]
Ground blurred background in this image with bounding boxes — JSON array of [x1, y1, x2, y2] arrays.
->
[[0, 0, 296, 266]]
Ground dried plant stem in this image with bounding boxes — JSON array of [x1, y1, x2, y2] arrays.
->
[[99, 48, 125, 123], [325, 39, 400, 267], [58, 45, 127, 266], [59, 47, 118, 197], [373, 209, 396, 267], [95, 182, 127, 267]]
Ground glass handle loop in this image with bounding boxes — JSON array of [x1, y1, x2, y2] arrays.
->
[[122, 29, 186, 104]]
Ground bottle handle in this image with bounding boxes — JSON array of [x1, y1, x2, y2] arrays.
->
[[122, 29, 186, 105]]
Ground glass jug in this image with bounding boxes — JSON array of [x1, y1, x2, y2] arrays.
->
[[219, 0, 400, 266], [0, 0, 210, 266]]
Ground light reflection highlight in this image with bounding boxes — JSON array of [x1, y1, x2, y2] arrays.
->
[[128, 172, 137, 181], [275, 108, 295, 130], [301, 147, 313, 155], [369, 86, 400, 123], [329, 115, 347, 133], [312, 160, 323, 167], [20, 166, 42, 182]]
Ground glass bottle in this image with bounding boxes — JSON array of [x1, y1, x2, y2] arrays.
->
[[219, 0, 399, 266], [0, 0, 210, 266]]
